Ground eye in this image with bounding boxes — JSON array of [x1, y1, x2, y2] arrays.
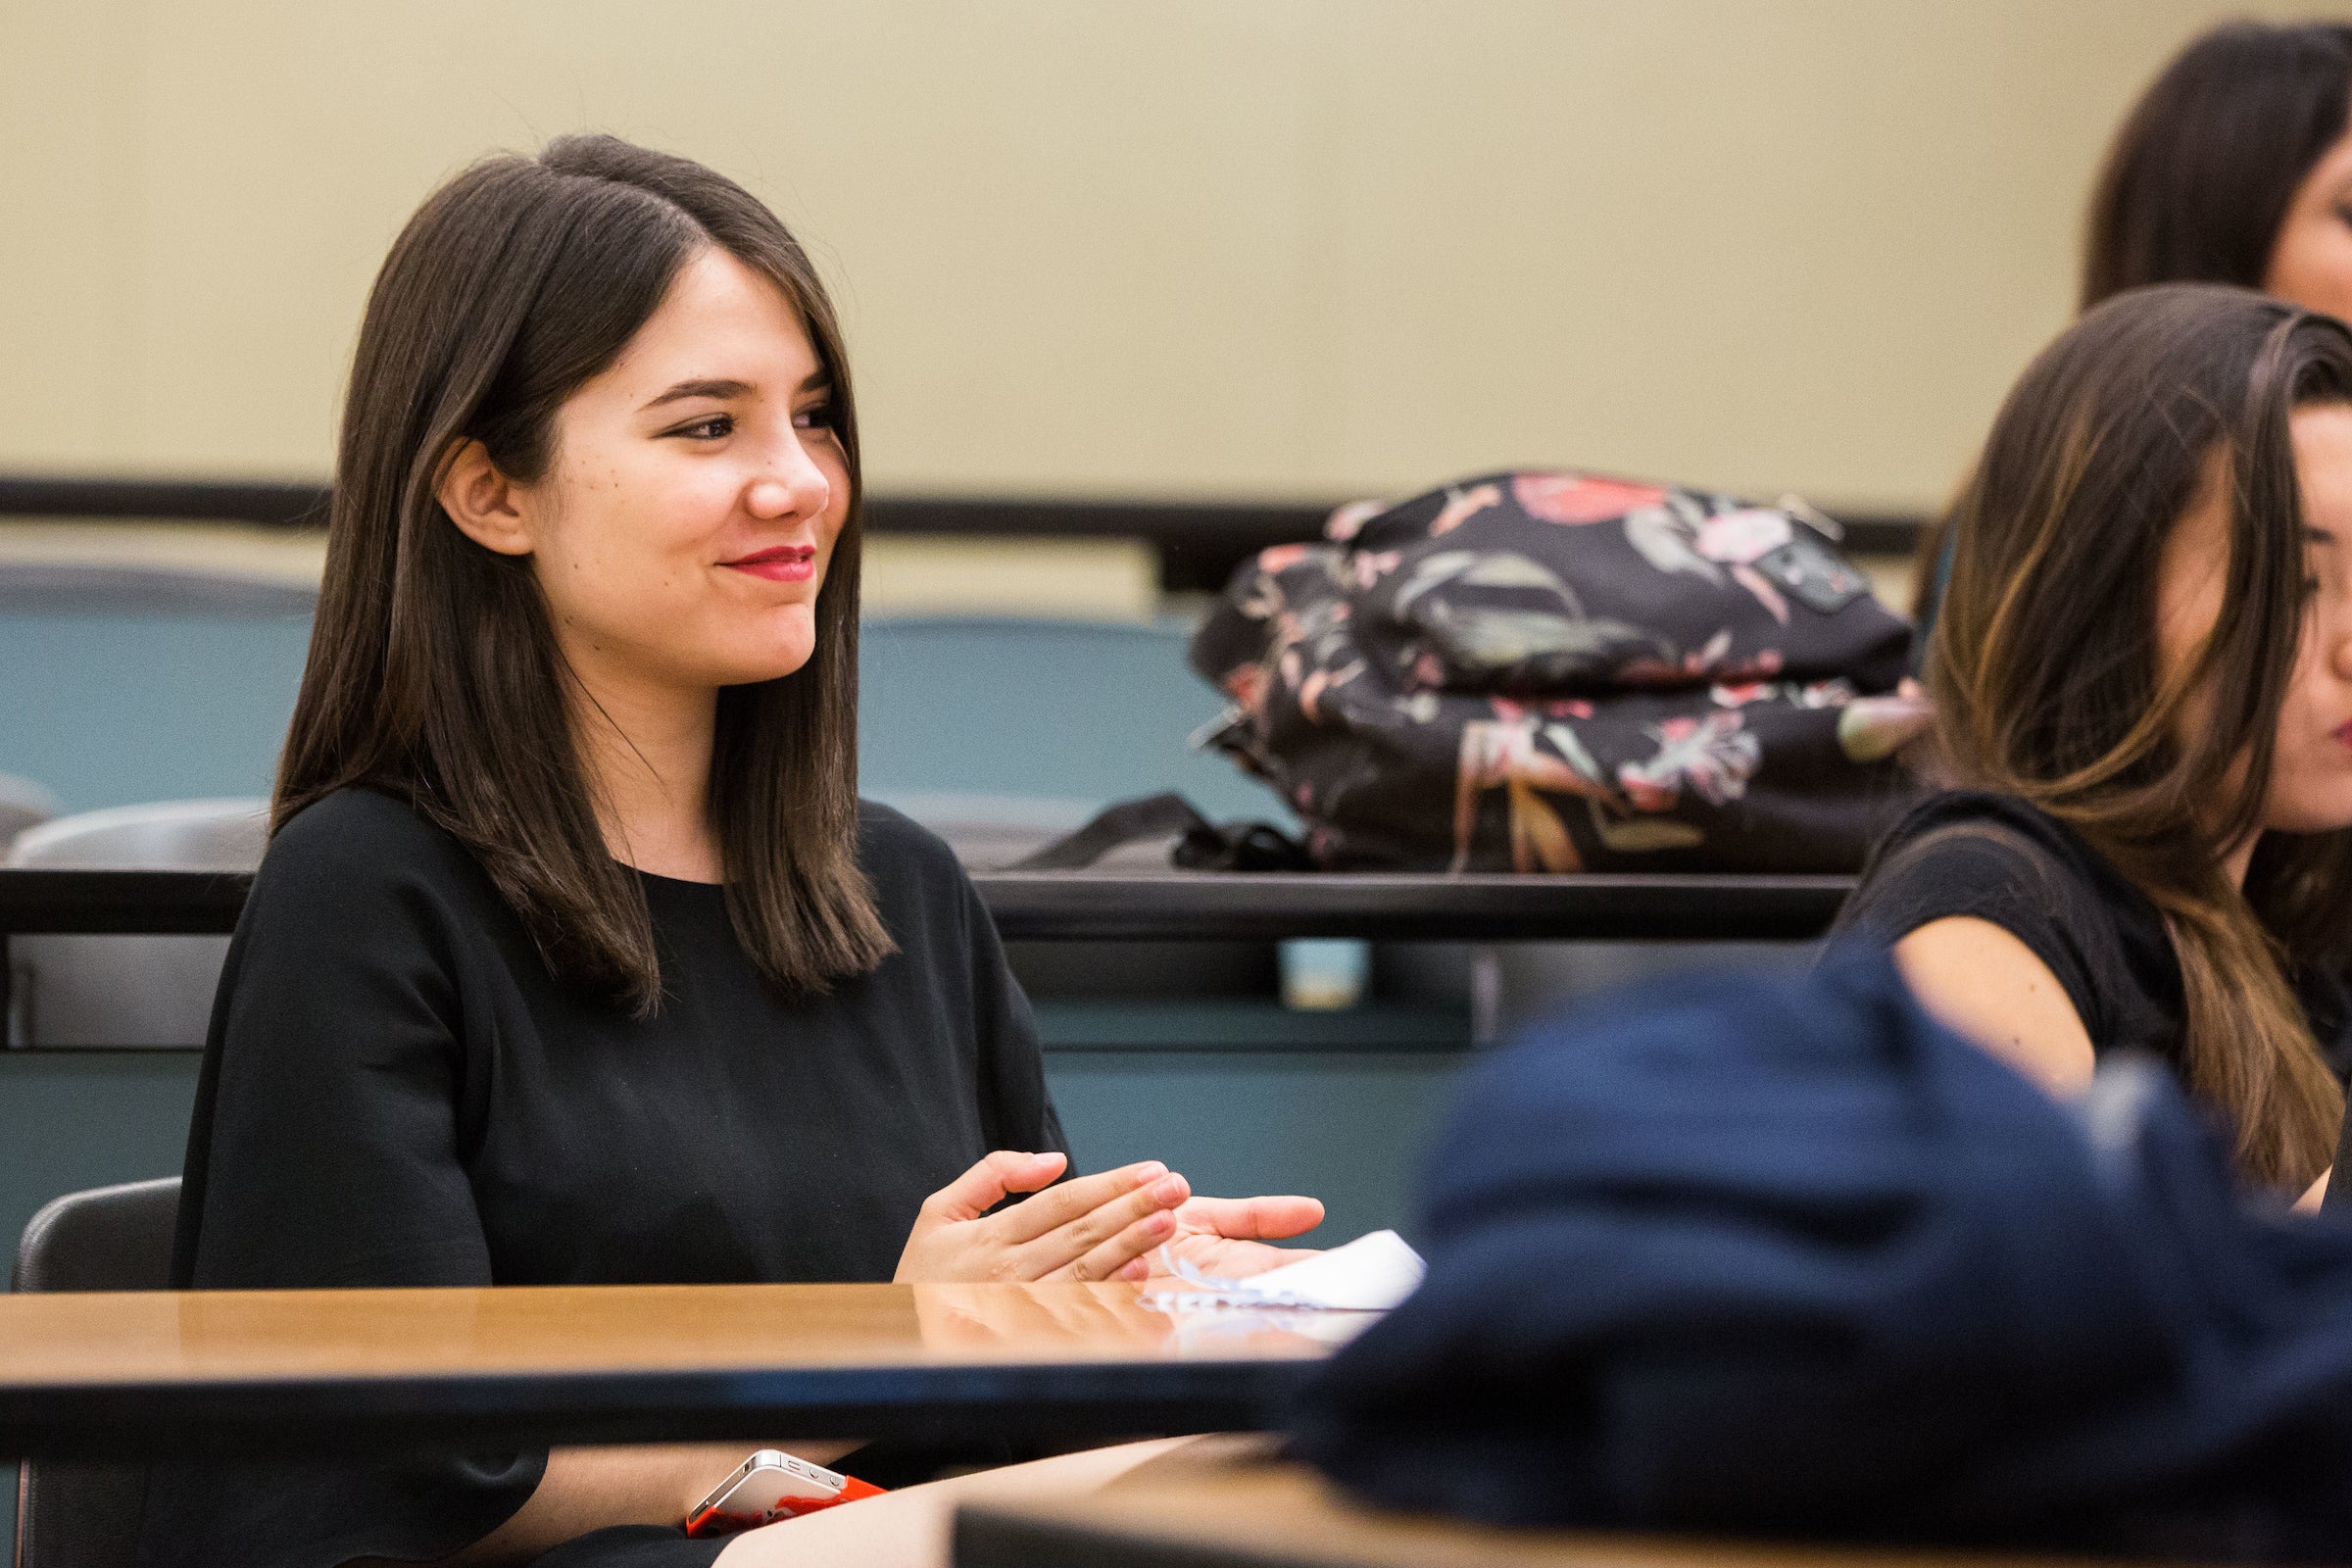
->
[[668, 414, 734, 440], [793, 401, 836, 432]]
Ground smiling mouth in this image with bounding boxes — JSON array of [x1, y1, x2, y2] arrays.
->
[[722, 545, 817, 583]]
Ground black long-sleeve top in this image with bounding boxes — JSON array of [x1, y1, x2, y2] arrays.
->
[[135, 786, 1065, 1568]]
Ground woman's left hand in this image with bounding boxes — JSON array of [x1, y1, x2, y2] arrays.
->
[[1145, 1194, 1326, 1279]]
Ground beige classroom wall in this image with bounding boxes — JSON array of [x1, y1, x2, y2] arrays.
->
[[2, 0, 2345, 515]]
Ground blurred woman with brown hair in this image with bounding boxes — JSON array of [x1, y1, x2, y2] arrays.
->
[[1839, 285, 2352, 1197]]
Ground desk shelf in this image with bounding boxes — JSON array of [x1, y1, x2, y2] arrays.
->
[[0, 867, 1856, 944], [1035, 999, 1473, 1054]]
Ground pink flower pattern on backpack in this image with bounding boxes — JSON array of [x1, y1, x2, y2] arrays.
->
[[1512, 472, 1670, 525]]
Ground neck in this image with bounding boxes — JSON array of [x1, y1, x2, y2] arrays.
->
[[2223, 834, 2258, 892], [562, 647, 723, 884]]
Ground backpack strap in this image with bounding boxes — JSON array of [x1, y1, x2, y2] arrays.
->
[[1004, 793, 1310, 872]]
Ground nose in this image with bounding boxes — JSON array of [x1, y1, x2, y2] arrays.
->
[[745, 431, 831, 524]]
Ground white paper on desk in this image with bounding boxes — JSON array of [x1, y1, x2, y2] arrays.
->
[[1141, 1229, 1425, 1312]]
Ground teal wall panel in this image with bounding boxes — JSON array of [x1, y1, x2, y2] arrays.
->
[[1045, 1050, 1461, 1247], [0, 1052, 203, 1261], [0, 610, 314, 811], [0, 606, 1283, 823], [858, 617, 1282, 822], [0, 1046, 1458, 1282]]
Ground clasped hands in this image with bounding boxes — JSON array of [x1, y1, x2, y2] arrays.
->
[[892, 1151, 1324, 1285]]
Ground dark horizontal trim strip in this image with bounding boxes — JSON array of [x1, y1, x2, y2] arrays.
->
[[1033, 999, 1472, 1054], [0, 1357, 1306, 1461], [0, 869, 252, 934], [1838, 516, 1928, 556], [0, 476, 331, 528], [867, 495, 1338, 541], [0, 866, 1853, 942], [980, 870, 1852, 942]]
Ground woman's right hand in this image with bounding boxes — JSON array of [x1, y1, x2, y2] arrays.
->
[[892, 1152, 1193, 1284]]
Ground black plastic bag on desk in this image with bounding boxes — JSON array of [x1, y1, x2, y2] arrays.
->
[[1189, 472, 1930, 872], [1289, 953, 2352, 1561]]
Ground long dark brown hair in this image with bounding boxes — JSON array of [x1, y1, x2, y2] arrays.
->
[[2083, 20, 2352, 311], [279, 133, 894, 1014], [1930, 283, 2352, 1186]]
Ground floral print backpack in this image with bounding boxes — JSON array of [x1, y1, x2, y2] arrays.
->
[[1188, 470, 1931, 874]]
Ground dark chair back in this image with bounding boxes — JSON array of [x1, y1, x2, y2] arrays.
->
[[13, 1177, 180, 1568]]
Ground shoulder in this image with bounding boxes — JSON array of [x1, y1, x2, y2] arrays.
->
[[1838, 791, 2104, 945], [252, 787, 496, 935], [1888, 913, 2099, 1093], [270, 784, 451, 859], [855, 799, 967, 888], [852, 800, 1002, 966], [1835, 789, 2170, 1057], [1839, 795, 2108, 1089], [206, 791, 502, 1061], [1872, 788, 2082, 865], [265, 786, 473, 883]]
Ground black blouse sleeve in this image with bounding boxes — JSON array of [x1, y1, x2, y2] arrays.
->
[[177, 796, 496, 1289], [139, 791, 550, 1568], [957, 867, 1069, 1162], [1832, 808, 2110, 1048]]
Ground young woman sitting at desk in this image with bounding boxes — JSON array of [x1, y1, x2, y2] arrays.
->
[[1838, 284, 2352, 1202], [136, 134, 1322, 1568]]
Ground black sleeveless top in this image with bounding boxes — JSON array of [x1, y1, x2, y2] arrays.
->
[[1832, 790, 2352, 1081]]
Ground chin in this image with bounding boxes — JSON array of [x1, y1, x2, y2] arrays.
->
[[2265, 792, 2352, 836], [703, 614, 818, 685], [717, 641, 818, 686], [718, 661, 816, 688]]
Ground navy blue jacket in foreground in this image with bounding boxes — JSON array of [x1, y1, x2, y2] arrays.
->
[[1291, 954, 2352, 1560]]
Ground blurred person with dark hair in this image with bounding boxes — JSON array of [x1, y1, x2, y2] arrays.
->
[[1918, 22, 2352, 628], [2084, 20, 2352, 317]]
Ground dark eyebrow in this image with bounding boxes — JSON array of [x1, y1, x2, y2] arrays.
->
[[639, 371, 830, 413], [2307, 526, 2338, 545], [640, 378, 753, 412]]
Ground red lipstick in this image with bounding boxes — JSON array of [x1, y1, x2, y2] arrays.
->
[[722, 544, 816, 583]]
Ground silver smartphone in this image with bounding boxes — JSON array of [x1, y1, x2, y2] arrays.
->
[[684, 1449, 883, 1538]]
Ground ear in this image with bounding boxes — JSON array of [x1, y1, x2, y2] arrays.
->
[[436, 439, 537, 557]]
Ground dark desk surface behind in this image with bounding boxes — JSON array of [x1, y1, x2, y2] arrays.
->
[[954, 1446, 2089, 1568]]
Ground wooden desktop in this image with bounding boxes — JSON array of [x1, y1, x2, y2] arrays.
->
[[0, 1281, 1359, 1460]]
